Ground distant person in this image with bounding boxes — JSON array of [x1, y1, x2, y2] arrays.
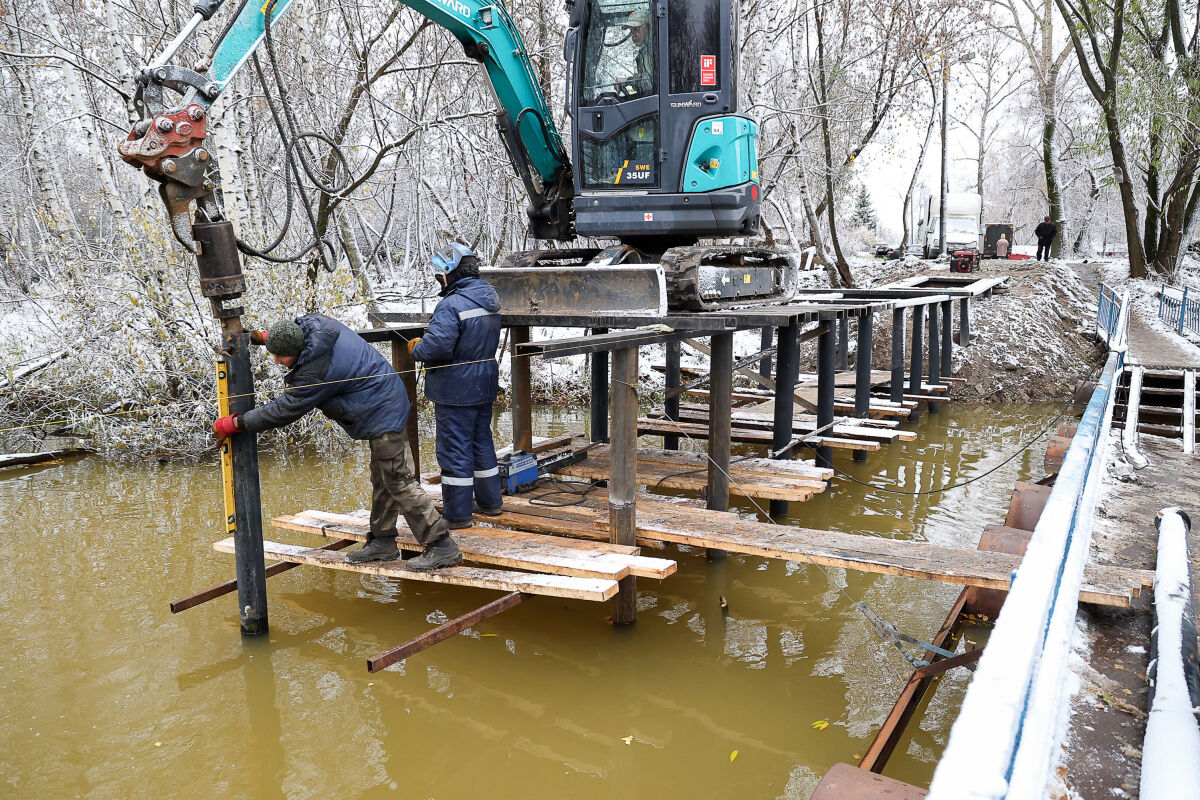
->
[[995, 233, 1010, 259], [1035, 216, 1058, 261]]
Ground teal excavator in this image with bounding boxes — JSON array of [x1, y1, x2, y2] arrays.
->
[[118, 0, 796, 312]]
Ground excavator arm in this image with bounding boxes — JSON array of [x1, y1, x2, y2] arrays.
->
[[119, 0, 575, 251]]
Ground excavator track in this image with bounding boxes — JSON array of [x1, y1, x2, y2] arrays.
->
[[496, 244, 797, 315]]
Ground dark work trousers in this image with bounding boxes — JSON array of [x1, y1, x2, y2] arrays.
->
[[435, 403, 503, 523], [1036, 238, 1053, 261], [369, 431, 448, 545]]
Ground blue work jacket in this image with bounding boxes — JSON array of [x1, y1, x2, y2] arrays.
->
[[241, 314, 409, 440], [412, 276, 502, 406]]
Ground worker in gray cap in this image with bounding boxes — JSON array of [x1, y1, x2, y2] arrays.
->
[[212, 314, 458, 570], [621, 8, 653, 96]]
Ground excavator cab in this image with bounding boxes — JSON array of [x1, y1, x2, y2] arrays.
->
[[566, 0, 761, 242]]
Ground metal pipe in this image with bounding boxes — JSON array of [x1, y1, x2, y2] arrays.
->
[[909, 304, 925, 423], [226, 332, 268, 635], [664, 339, 680, 450], [591, 327, 609, 443], [817, 321, 836, 468], [959, 297, 970, 347], [928, 302, 941, 414], [510, 326, 533, 451], [368, 592, 527, 672], [941, 299, 953, 379], [758, 327, 773, 378], [891, 309, 906, 405], [854, 310, 874, 462], [836, 316, 849, 371], [147, 12, 205, 70], [706, 333, 733, 560], [770, 321, 800, 517], [609, 346, 638, 624]]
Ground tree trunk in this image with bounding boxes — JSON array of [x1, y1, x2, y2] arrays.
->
[[1103, 105, 1148, 278]]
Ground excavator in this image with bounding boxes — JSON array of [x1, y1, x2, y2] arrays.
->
[[117, 0, 797, 312]]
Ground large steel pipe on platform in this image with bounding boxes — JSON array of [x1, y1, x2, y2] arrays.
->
[[771, 321, 800, 517], [511, 326, 533, 451], [706, 333, 733, 560], [609, 346, 639, 624], [590, 328, 609, 443], [909, 305, 925, 422], [854, 311, 874, 462], [817, 322, 836, 469], [664, 340, 681, 450]]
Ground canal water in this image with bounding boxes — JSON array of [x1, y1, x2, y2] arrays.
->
[[2, 403, 1060, 799]]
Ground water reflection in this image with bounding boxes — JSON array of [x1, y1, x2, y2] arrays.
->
[[0, 404, 1060, 798]]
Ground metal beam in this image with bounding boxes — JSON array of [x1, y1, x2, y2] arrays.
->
[[511, 326, 533, 451], [928, 302, 941, 414], [664, 340, 681, 450], [890, 308, 906, 405], [959, 298, 971, 347], [836, 316, 849, 371], [609, 347, 639, 624], [367, 592, 527, 672], [590, 328, 609, 444], [706, 332, 733, 560], [854, 310, 874, 462], [909, 304, 925, 423], [226, 333, 268, 635], [518, 326, 734, 360], [941, 299, 953, 378], [771, 321, 800, 517], [816, 323, 836, 469]]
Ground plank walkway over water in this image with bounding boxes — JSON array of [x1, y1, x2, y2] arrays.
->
[[450, 491, 1153, 607], [213, 537, 620, 601], [271, 509, 677, 580], [635, 416, 882, 451], [551, 444, 831, 501]]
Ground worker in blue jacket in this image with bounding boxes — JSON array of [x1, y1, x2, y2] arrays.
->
[[410, 243, 504, 535], [212, 314, 457, 570]]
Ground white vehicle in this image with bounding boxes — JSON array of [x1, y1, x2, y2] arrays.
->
[[923, 193, 983, 258]]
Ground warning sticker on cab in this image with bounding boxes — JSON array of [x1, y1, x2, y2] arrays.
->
[[700, 55, 716, 86]]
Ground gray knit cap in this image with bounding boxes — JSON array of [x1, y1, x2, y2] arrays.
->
[[265, 318, 305, 357]]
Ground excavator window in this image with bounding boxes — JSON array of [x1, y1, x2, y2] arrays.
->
[[580, 1, 657, 104], [580, 115, 659, 188], [667, 0, 721, 94]]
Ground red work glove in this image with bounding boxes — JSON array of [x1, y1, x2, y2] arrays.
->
[[213, 413, 242, 441], [407, 337, 422, 355], [248, 330, 268, 346]]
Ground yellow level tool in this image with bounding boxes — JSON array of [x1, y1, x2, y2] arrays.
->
[[215, 361, 237, 539]]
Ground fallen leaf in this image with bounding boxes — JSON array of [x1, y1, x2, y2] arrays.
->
[[621, 736, 633, 745], [811, 719, 830, 730], [730, 750, 739, 762], [480, 633, 498, 637], [1113, 663, 1126, 670], [154, 741, 162, 747]]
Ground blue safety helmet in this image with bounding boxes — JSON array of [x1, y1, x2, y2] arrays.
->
[[430, 242, 477, 275]]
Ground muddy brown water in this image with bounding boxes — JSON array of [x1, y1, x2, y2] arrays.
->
[[2, 403, 1061, 799]]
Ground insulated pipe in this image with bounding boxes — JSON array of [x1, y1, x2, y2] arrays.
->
[[590, 327, 609, 443], [891, 309, 906, 405], [817, 321, 836, 468], [664, 339, 680, 450], [928, 302, 941, 414], [909, 304, 925, 422], [854, 310, 873, 462], [770, 321, 800, 517], [1141, 508, 1200, 798]]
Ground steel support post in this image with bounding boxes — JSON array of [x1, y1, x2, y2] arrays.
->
[[941, 299, 953, 379], [891, 309, 906, 405], [510, 326, 533, 451], [817, 321, 836, 469], [609, 346, 638, 624], [664, 339, 681, 450], [226, 333, 269, 635], [770, 321, 800, 517], [854, 310, 874, 462], [393, 338, 421, 481], [836, 316, 849, 371], [959, 298, 970, 347], [758, 327, 774, 378], [590, 327, 609, 443], [706, 333, 733, 560], [928, 302, 941, 414], [909, 304, 925, 422]]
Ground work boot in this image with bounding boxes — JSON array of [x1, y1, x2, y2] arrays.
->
[[473, 502, 503, 517], [407, 536, 462, 571], [346, 536, 400, 564], [445, 517, 474, 530]]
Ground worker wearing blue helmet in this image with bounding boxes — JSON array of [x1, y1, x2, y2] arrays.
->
[[409, 242, 504, 566]]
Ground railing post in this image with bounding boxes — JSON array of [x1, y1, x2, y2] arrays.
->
[[1181, 287, 1189, 335]]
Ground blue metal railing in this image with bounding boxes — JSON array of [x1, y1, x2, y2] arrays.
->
[[1158, 284, 1200, 337], [1098, 283, 1127, 346]]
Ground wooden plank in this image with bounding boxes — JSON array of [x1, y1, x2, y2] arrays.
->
[[1184, 370, 1195, 454], [811, 763, 927, 800], [635, 417, 882, 451], [214, 537, 620, 601], [273, 510, 677, 580], [585, 444, 833, 481], [556, 457, 820, 501], [368, 592, 527, 672], [582, 499, 1150, 607], [662, 407, 915, 443], [872, 392, 950, 403]]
